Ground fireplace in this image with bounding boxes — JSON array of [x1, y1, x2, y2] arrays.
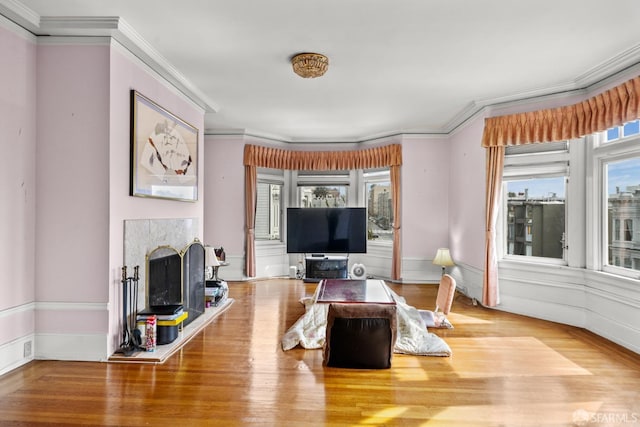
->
[[146, 240, 205, 327]]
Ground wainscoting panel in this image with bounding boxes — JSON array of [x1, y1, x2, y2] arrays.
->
[[254, 243, 289, 279]]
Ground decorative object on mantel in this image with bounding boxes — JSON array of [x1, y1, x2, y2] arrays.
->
[[130, 90, 199, 202], [291, 53, 329, 78], [432, 248, 455, 276]]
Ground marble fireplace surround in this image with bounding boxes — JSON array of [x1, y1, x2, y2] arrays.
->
[[124, 218, 200, 313]]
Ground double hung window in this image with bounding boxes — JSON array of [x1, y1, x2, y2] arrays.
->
[[502, 142, 569, 263], [597, 120, 640, 276], [256, 171, 284, 241], [364, 169, 393, 242], [296, 170, 350, 208]]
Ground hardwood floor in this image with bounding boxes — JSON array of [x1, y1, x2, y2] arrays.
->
[[1, 279, 639, 426]]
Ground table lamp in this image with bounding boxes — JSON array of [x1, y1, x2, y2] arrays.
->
[[433, 248, 455, 276], [205, 246, 220, 281]]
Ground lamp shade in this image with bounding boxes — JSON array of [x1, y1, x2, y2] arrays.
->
[[432, 248, 455, 267], [205, 246, 220, 267]]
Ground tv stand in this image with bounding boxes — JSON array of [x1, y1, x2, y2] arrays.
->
[[304, 256, 348, 282]]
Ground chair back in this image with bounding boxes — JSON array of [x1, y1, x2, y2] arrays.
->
[[435, 274, 456, 315]]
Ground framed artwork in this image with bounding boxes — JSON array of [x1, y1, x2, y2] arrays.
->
[[130, 90, 198, 202]]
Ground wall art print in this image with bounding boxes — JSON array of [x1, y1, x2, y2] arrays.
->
[[130, 90, 198, 202]]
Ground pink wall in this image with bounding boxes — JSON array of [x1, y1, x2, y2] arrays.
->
[[203, 136, 245, 255], [401, 136, 451, 258], [0, 25, 37, 344], [35, 43, 111, 337], [448, 116, 488, 269]]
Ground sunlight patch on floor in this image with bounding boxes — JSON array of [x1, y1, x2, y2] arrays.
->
[[359, 406, 409, 425], [446, 336, 592, 378], [357, 401, 605, 426], [446, 312, 494, 325], [391, 357, 431, 381], [420, 401, 606, 426]]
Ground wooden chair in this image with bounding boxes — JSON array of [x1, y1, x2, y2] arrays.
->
[[420, 274, 456, 328]]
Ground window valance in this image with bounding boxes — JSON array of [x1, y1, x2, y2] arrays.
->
[[243, 143, 403, 169], [482, 75, 640, 147]]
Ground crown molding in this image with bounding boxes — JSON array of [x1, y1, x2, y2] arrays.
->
[[0, 2, 219, 114], [0, 0, 39, 32]]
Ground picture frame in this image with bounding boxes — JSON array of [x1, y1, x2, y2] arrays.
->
[[130, 90, 198, 202]]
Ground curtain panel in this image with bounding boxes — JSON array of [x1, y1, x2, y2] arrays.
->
[[243, 144, 403, 280], [480, 74, 640, 307]]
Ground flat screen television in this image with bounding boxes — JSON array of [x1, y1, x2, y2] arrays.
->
[[287, 207, 367, 254]]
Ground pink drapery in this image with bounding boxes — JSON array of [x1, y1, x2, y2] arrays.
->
[[480, 74, 640, 307], [244, 164, 257, 278], [482, 146, 504, 307], [243, 144, 403, 280]]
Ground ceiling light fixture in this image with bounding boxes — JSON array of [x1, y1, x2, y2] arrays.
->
[[291, 53, 329, 78]]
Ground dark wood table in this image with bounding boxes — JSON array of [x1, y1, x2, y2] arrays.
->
[[315, 279, 395, 304]]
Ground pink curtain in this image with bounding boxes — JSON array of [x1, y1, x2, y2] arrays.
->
[[482, 146, 504, 307], [243, 144, 403, 280], [480, 74, 640, 307], [390, 165, 401, 281], [244, 164, 257, 277]]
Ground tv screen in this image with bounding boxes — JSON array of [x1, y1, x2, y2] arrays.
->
[[287, 207, 367, 254]]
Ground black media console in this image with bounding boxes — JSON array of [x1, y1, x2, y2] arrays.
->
[[304, 256, 348, 282]]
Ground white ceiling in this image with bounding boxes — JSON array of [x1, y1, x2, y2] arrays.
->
[[8, 0, 640, 142]]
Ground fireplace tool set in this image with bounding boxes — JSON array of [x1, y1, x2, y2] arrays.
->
[[119, 265, 141, 356]]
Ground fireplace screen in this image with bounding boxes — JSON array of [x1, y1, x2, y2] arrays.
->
[[146, 240, 205, 327]]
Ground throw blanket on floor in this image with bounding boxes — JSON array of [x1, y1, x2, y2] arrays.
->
[[281, 285, 452, 357]]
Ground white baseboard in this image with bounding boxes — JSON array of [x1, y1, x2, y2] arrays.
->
[[35, 333, 108, 361], [0, 335, 35, 377]]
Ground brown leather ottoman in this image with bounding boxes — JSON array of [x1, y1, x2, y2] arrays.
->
[[323, 303, 397, 369]]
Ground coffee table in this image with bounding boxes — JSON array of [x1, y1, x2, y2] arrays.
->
[[316, 279, 395, 304]]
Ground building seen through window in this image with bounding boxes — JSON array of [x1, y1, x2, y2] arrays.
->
[[298, 185, 347, 207], [506, 177, 565, 259], [366, 180, 392, 242], [606, 157, 640, 271]]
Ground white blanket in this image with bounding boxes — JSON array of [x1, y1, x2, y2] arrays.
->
[[281, 285, 452, 357]]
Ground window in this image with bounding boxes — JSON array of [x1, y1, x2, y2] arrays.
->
[[364, 169, 393, 242], [603, 155, 640, 273], [298, 185, 347, 207], [296, 170, 351, 208], [604, 119, 640, 142], [255, 181, 283, 241], [502, 142, 569, 262], [505, 177, 566, 259]]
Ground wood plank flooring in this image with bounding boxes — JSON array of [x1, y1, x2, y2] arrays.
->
[[0, 279, 639, 426]]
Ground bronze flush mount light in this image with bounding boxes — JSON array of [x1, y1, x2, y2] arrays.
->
[[291, 53, 329, 78]]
